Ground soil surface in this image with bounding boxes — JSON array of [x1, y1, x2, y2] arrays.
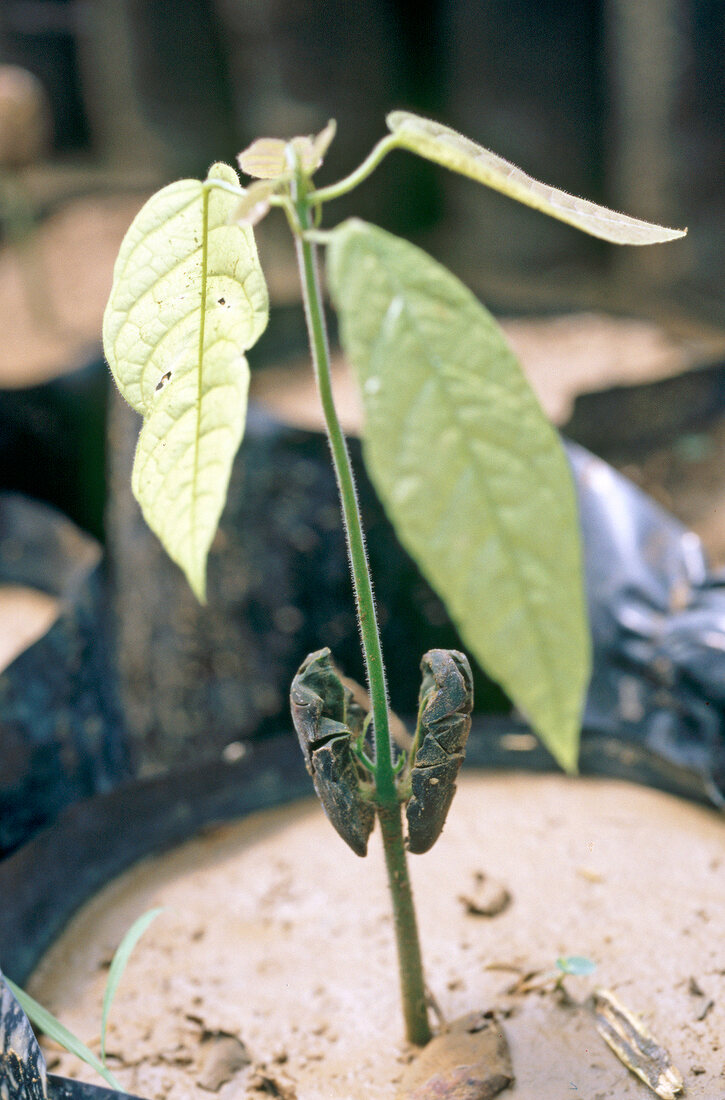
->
[[29, 773, 724, 1100]]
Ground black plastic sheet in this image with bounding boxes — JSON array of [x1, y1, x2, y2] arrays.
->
[[47, 1078, 145, 1100], [0, 494, 132, 857], [569, 441, 725, 807]]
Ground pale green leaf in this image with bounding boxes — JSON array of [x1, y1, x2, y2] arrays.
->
[[231, 179, 280, 225], [238, 137, 297, 180], [7, 978, 123, 1091], [101, 908, 164, 1066], [328, 220, 591, 771], [386, 111, 686, 246], [237, 120, 336, 180], [103, 163, 269, 600]]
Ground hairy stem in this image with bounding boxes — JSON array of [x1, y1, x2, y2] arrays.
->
[[378, 804, 432, 1045], [292, 172, 431, 1045], [292, 191, 395, 800], [308, 134, 399, 204]]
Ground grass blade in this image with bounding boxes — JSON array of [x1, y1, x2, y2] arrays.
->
[[101, 908, 164, 1066]]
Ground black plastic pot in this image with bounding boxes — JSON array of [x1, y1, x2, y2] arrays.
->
[[0, 709, 720, 1097], [0, 355, 109, 542], [0, 493, 132, 857], [0, 711, 717, 993]]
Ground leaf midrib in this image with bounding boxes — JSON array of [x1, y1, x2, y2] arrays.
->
[[355, 234, 576, 730]]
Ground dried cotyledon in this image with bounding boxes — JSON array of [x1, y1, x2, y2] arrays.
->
[[290, 647, 473, 857]]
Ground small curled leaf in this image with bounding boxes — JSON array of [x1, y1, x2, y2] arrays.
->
[[406, 649, 473, 854], [386, 110, 686, 246], [290, 648, 375, 857], [238, 120, 336, 181]]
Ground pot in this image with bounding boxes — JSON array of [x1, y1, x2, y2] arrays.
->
[[3, 738, 721, 1099], [0, 493, 131, 858]]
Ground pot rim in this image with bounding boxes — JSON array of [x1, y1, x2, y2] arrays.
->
[[1, 717, 718, 988]]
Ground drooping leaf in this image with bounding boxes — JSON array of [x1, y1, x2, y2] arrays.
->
[[386, 111, 686, 246], [103, 162, 269, 600], [328, 220, 590, 771]]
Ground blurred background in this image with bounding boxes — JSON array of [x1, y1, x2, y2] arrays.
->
[[1, 0, 724, 809], [0, 1, 724, 503], [1, 0, 724, 297]]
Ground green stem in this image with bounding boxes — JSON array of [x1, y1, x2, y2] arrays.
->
[[292, 191, 395, 800], [378, 804, 432, 1045], [308, 133, 399, 205], [291, 172, 431, 1045]]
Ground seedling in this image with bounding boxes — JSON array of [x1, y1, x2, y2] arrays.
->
[[554, 955, 597, 990], [504, 954, 597, 999], [103, 111, 684, 1046]]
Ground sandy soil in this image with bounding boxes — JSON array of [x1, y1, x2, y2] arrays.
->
[[29, 773, 724, 1100], [0, 585, 59, 671]]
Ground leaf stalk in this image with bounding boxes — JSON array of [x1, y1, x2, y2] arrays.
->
[[308, 133, 399, 204]]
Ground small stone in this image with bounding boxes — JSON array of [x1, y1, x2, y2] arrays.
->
[[397, 1011, 514, 1099], [196, 1032, 250, 1092]]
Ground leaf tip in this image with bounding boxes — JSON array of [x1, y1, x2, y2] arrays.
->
[[553, 734, 581, 776], [627, 222, 688, 246], [189, 567, 208, 605], [385, 109, 408, 132]]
